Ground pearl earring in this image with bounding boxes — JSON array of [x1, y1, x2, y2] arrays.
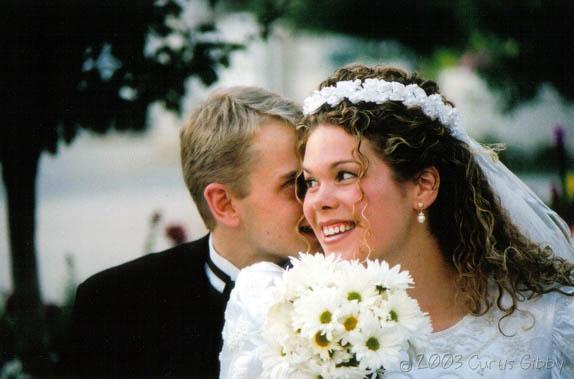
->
[[417, 202, 426, 224]]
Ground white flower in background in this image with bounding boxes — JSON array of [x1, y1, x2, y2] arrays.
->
[[0, 359, 31, 379]]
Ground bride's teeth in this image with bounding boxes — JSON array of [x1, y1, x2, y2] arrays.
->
[[323, 223, 354, 237]]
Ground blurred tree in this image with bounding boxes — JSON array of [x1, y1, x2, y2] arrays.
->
[[0, 0, 239, 372], [226, 0, 574, 106]]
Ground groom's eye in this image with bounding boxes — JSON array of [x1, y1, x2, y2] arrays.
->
[[282, 175, 296, 188]]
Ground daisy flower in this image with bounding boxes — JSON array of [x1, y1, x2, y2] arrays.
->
[[283, 253, 339, 296], [381, 290, 432, 344], [293, 286, 344, 341], [348, 314, 404, 371], [336, 259, 379, 306], [365, 260, 413, 294]]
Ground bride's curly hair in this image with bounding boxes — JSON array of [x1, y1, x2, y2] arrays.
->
[[298, 63, 574, 320]]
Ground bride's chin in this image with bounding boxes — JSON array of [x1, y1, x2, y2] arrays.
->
[[324, 249, 359, 261]]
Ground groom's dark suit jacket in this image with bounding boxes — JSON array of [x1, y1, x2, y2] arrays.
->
[[67, 235, 225, 378]]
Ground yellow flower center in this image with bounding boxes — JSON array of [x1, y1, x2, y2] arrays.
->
[[314, 332, 330, 347], [347, 291, 362, 302], [319, 310, 332, 324], [389, 309, 398, 322], [366, 336, 380, 351], [343, 316, 358, 331]]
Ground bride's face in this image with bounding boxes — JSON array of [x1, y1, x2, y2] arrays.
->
[[302, 124, 417, 261]]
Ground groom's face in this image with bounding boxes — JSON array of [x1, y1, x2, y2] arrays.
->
[[233, 119, 319, 265]]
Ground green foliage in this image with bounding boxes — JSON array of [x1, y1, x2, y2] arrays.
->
[[223, 0, 574, 106], [419, 48, 461, 80], [0, 0, 241, 158], [328, 39, 418, 69]]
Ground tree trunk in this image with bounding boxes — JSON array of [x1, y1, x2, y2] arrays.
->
[[1, 148, 48, 373]]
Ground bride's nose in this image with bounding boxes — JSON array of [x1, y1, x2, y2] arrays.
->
[[309, 182, 339, 211]]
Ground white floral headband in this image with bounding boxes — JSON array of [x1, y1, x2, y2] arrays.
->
[[302, 78, 465, 138]]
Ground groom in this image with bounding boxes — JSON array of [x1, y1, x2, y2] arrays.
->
[[67, 86, 318, 378]]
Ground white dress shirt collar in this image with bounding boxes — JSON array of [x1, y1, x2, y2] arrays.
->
[[205, 234, 240, 293]]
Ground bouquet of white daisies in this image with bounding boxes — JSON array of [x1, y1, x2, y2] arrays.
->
[[258, 253, 431, 379]]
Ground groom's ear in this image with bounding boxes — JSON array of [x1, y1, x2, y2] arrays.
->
[[203, 183, 240, 228], [413, 166, 440, 208]]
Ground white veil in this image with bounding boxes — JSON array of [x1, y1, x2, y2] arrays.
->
[[457, 134, 574, 261]]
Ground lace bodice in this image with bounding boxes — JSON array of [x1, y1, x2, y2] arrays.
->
[[386, 291, 574, 378], [220, 262, 574, 378]]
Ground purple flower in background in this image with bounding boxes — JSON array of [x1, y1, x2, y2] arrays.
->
[[166, 224, 188, 246], [550, 182, 560, 205], [553, 123, 568, 198], [553, 124, 565, 146]]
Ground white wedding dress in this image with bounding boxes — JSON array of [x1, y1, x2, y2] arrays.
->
[[219, 262, 574, 379]]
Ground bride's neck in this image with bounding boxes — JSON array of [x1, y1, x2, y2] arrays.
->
[[410, 266, 467, 332], [392, 235, 467, 332]]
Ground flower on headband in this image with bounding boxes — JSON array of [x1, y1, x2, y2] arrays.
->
[[302, 78, 463, 135]]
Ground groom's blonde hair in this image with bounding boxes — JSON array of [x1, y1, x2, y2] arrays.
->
[[180, 86, 301, 230]]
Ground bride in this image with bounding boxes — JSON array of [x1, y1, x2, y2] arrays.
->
[[219, 64, 574, 378]]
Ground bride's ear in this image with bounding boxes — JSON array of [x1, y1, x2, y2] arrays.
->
[[413, 166, 440, 208], [204, 183, 240, 228]]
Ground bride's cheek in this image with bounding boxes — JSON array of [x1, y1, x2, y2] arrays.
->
[[302, 198, 315, 223], [343, 185, 364, 204]]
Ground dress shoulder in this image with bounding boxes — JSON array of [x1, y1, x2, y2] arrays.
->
[[551, 291, 574, 378], [220, 262, 284, 379], [233, 262, 284, 317]]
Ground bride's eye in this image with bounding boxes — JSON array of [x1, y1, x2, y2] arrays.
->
[[336, 171, 357, 182], [304, 177, 318, 189]]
